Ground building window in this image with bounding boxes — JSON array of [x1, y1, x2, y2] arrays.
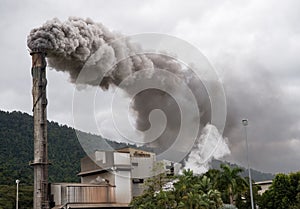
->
[[132, 162, 138, 166], [132, 178, 144, 184]]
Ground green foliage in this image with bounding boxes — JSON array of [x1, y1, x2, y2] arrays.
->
[[0, 184, 33, 209], [0, 110, 86, 185], [235, 177, 261, 209], [217, 164, 248, 205], [131, 163, 264, 209], [205, 164, 262, 209], [258, 171, 300, 209], [131, 169, 223, 209], [288, 193, 300, 209]]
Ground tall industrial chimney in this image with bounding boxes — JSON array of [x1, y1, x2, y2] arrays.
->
[[30, 51, 49, 209]]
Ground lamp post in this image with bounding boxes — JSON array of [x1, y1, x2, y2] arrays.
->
[[242, 119, 255, 209], [16, 179, 20, 209]]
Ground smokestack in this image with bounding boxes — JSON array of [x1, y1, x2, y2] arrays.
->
[[30, 50, 49, 209]]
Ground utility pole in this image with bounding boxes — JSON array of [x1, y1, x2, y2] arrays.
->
[[16, 179, 20, 209]]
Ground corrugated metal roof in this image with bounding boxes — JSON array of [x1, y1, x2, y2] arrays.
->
[[78, 168, 111, 177], [78, 166, 131, 177]]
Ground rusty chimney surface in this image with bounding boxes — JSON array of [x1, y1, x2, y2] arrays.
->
[[30, 50, 50, 209], [30, 51, 46, 68]]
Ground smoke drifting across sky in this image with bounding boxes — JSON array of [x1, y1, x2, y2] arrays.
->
[[27, 17, 228, 166]]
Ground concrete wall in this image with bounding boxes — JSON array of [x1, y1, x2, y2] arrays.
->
[[114, 152, 130, 165], [115, 170, 132, 204], [131, 156, 155, 178]]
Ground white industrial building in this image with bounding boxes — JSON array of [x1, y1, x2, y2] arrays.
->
[[50, 147, 181, 208], [255, 180, 273, 195]]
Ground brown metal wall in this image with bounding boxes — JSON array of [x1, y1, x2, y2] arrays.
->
[[60, 185, 116, 204]]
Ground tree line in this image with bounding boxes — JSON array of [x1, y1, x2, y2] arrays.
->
[[131, 164, 300, 209]]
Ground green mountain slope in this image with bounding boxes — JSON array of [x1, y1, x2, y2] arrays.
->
[[0, 110, 131, 186], [0, 110, 83, 185]]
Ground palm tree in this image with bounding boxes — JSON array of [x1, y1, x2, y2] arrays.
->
[[198, 175, 213, 193], [218, 164, 248, 205], [205, 169, 221, 189]]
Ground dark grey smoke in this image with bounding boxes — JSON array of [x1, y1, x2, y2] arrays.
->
[[27, 17, 213, 155], [27, 17, 154, 88], [222, 64, 299, 172]]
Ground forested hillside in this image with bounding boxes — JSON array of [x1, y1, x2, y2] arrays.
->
[[0, 110, 131, 185]]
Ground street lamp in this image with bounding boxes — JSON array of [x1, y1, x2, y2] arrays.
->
[[242, 119, 255, 209], [16, 179, 20, 209]]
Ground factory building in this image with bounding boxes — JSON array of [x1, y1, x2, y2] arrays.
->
[[50, 148, 181, 208]]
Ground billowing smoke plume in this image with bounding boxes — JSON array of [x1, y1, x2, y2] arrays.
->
[[184, 124, 231, 174], [27, 17, 228, 163], [27, 17, 156, 88]]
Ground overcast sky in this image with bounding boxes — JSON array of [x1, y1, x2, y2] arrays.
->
[[1, 0, 300, 174]]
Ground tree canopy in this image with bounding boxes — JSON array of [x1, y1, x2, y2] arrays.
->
[[258, 171, 300, 209], [131, 164, 259, 209]]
